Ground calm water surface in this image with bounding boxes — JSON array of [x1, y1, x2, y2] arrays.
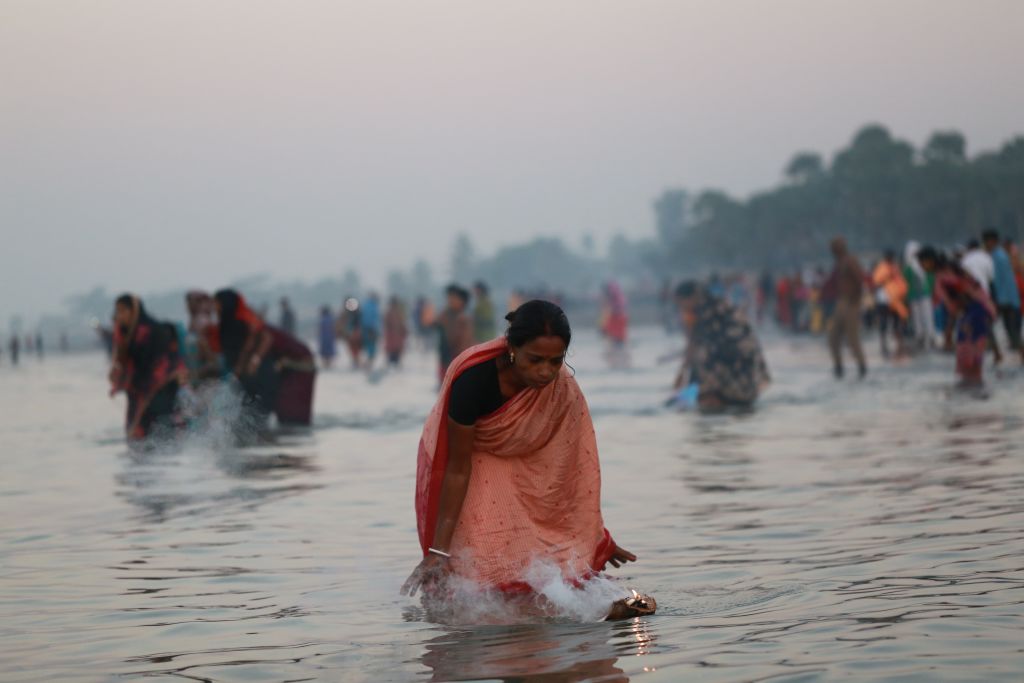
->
[[2, 328, 1023, 682]]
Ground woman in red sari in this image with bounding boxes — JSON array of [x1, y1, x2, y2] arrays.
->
[[213, 289, 317, 427], [401, 300, 653, 620]]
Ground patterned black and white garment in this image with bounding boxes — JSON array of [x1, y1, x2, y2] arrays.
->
[[684, 289, 771, 409]]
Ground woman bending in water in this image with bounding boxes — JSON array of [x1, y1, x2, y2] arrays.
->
[[213, 289, 317, 427], [109, 294, 187, 443], [673, 281, 771, 412], [920, 249, 996, 387], [401, 300, 654, 620]]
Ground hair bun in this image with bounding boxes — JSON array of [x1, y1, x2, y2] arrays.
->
[[503, 299, 572, 350]]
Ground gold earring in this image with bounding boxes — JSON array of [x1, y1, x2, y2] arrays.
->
[[509, 352, 515, 364]]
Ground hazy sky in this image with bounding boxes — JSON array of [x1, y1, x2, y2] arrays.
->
[[2, 0, 1022, 323]]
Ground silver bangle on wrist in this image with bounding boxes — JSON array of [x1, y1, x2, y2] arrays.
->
[[428, 547, 451, 559]]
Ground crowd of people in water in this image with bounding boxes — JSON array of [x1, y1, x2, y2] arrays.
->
[[8, 227, 1017, 621], [100, 281, 553, 445], [649, 229, 1023, 393], [749, 228, 1024, 387], [8, 225, 1019, 446], [96, 272, 775, 449], [107, 290, 318, 442]]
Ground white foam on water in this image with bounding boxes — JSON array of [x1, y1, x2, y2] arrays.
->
[[423, 558, 634, 625]]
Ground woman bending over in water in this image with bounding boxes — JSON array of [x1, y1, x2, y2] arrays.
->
[[674, 281, 771, 412], [402, 300, 654, 620], [109, 294, 187, 443], [213, 289, 317, 428]]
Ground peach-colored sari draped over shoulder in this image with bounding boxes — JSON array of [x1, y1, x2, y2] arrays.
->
[[416, 339, 615, 593]]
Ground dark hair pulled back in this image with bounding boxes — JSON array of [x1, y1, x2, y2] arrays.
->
[[505, 299, 571, 349]]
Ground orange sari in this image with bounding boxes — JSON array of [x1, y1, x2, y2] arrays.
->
[[415, 339, 615, 593]]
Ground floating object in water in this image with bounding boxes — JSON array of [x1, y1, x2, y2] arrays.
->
[[605, 589, 657, 620]]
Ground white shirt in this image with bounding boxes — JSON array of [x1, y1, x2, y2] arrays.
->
[[961, 249, 994, 288]]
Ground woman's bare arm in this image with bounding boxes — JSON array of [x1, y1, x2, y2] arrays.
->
[[430, 418, 475, 552], [401, 418, 475, 596], [240, 328, 273, 375]]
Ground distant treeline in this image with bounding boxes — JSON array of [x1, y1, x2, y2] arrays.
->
[[650, 124, 1024, 272]]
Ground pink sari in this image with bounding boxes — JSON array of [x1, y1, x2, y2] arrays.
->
[[415, 339, 615, 594]]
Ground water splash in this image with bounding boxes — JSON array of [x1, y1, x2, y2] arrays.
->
[[417, 559, 635, 626]]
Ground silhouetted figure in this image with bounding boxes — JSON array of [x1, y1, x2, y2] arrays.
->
[[279, 297, 297, 335], [8, 336, 19, 365]]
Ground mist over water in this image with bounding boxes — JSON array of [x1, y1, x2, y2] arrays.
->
[[2, 327, 1023, 681]]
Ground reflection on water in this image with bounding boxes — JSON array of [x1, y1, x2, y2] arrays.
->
[[116, 446, 323, 524], [419, 621, 654, 682], [1, 329, 1023, 681]]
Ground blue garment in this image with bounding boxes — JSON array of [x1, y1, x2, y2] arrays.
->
[[174, 322, 196, 373], [991, 246, 1021, 308], [675, 383, 700, 409], [318, 312, 336, 358], [360, 299, 381, 360], [957, 299, 992, 344], [361, 299, 381, 333]]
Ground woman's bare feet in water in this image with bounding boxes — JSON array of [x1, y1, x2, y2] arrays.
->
[[605, 591, 657, 620]]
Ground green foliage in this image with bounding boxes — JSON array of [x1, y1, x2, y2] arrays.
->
[[474, 237, 602, 292], [785, 152, 824, 184], [662, 125, 1024, 270]]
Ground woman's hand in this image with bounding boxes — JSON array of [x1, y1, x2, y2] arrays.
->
[[608, 543, 637, 568], [400, 553, 451, 597], [108, 362, 122, 386]]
